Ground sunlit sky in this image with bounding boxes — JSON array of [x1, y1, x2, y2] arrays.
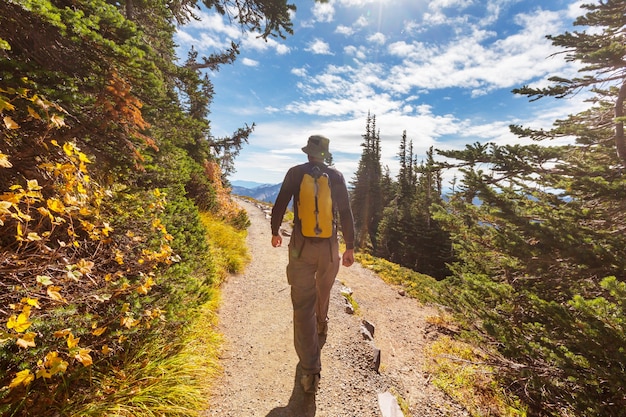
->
[[175, 0, 588, 186]]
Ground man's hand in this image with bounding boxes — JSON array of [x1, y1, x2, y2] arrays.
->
[[342, 248, 355, 267], [271, 234, 282, 247]]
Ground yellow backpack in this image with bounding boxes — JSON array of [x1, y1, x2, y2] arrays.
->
[[297, 166, 334, 238]]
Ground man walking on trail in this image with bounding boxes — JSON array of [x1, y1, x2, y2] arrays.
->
[[270, 135, 355, 394]]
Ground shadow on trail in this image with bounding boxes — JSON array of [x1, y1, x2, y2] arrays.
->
[[265, 364, 316, 417]]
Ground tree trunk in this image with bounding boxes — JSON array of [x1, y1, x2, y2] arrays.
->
[[615, 79, 626, 166], [126, 0, 135, 21]]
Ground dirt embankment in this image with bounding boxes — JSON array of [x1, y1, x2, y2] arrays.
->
[[204, 199, 469, 417]]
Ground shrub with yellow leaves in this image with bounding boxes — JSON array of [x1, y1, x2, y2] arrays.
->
[[0, 84, 178, 411], [204, 159, 250, 230]]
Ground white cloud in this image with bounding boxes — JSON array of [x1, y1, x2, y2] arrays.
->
[[335, 25, 355, 36], [354, 15, 369, 28], [241, 58, 259, 67], [305, 39, 334, 55], [402, 20, 421, 35], [242, 32, 291, 55], [566, 1, 586, 19], [367, 32, 386, 45], [380, 8, 571, 95], [336, 0, 394, 6], [428, 0, 473, 8], [176, 10, 291, 58], [344, 45, 367, 60], [291, 67, 307, 77], [312, 1, 335, 22]]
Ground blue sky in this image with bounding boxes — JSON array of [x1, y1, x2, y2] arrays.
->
[[175, 0, 588, 186]]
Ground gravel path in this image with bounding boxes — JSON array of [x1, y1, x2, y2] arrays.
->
[[204, 199, 469, 417]]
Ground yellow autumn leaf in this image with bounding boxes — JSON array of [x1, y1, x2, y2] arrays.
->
[[101, 344, 111, 355], [77, 151, 91, 163], [62, 142, 74, 156], [0, 153, 12, 168], [26, 179, 42, 191], [22, 298, 40, 309], [9, 369, 34, 390], [45, 352, 68, 375], [7, 311, 32, 333], [75, 348, 93, 366], [36, 368, 52, 379], [3, 115, 19, 130], [92, 326, 107, 336], [0, 98, 15, 112], [0, 201, 12, 215], [36, 275, 53, 286], [50, 114, 65, 127], [37, 206, 53, 220], [27, 232, 42, 241], [47, 286, 66, 303], [120, 315, 137, 329], [53, 328, 71, 338], [27, 106, 41, 120], [67, 332, 79, 349], [114, 249, 124, 265], [16, 332, 36, 349], [137, 276, 155, 295], [101, 222, 113, 236], [16, 210, 32, 222], [75, 259, 94, 274], [47, 198, 65, 213]]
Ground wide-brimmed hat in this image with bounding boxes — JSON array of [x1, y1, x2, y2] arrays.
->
[[302, 135, 332, 160]]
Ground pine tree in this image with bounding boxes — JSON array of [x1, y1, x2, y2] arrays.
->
[[350, 112, 383, 252], [433, 1, 626, 414], [409, 147, 452, 279]]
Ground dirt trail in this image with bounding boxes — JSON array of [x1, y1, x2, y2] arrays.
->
[[204, 199, 469, 417]]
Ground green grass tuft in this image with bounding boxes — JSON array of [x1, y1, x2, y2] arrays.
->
[[200, 212, 251, 282]]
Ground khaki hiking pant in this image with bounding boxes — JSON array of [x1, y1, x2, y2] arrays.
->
[[287, 230, 340, 375]]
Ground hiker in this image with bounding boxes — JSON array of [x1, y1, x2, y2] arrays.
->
[[270, 134, 355, 394]]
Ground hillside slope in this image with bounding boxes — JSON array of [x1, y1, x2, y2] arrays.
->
[[232, 183, 282, 204], [204, 199, 469, 417]]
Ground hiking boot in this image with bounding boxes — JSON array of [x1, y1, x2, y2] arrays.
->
[[301, 373, 320, 394]]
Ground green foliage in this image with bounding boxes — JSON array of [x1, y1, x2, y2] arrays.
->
[[199, 212, 251, 282], [431, 1, 626, 411], [50, 290, 223, 417], [0, 0, 281, 414], [0, 102, 185, 413], [356, 253, 439, 302], [374, 135, 453, 279], [434, 143, 626, 414], [350, 112, 384, 252], [349, 116, 453, 279], [427, 336, 527, 417]]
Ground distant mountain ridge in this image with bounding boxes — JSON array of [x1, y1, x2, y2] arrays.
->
[[232, 182, 282, 204]]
